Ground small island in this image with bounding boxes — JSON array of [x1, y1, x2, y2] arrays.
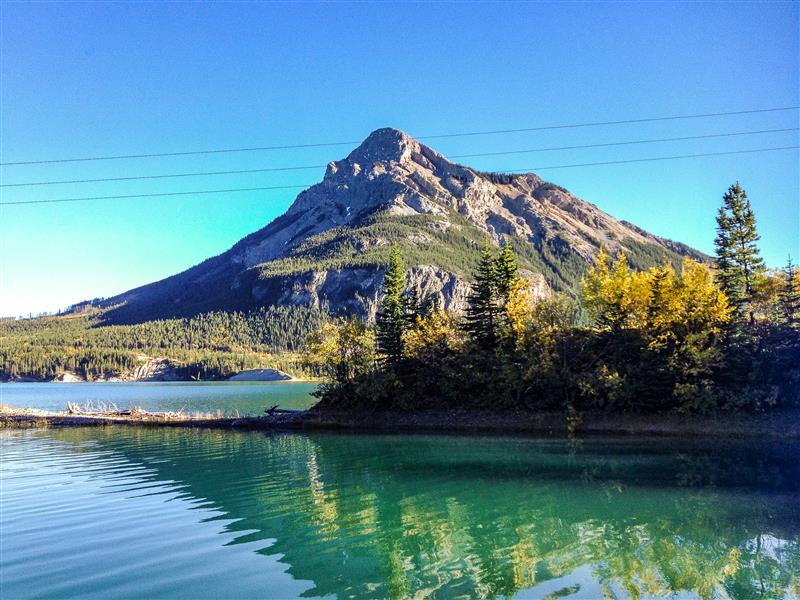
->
[[298, 183, 799, 433]]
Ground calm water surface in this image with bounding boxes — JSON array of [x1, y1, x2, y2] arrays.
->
[[0, 381, 318, 414], [1, 429, 798, 599]]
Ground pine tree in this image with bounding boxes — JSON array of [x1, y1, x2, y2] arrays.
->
[[464, 246, 501, 349], [376, 246, 407, 361], [646, 265, 674, 331], [781, 257, 800, 328], [714, 182, 766, 325], [404, 285, 421, 329], [419, 292, 442, 317], [494, 241, 519, 302]]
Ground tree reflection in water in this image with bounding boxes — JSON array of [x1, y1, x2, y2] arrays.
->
[[50, 429, 800, 599]]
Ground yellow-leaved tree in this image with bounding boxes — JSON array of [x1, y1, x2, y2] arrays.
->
[[303, 318, 375, 385], [582, 251, 732, 411], [503, 277, 537, 348], [582, 250, 651, 330], [402, 310, 461, 361], [583, 252, 731, 339], [646, 259, 732, 349]]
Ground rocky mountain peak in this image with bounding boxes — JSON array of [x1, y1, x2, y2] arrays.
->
[[284, 126, 665, 260], [101, 126, 707, 324], [346, 127, 418, 164]]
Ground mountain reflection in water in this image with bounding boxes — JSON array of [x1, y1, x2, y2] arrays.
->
[[1, 429, 798, 599]]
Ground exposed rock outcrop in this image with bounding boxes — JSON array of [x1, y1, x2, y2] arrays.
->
[[251, 264, 477, 318], [125, 358, 181, 382], [52, 372, 83, 383]]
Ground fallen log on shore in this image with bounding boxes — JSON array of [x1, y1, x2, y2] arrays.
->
[[66, 402, 189, 420], [265, 405, 305, 415], [0, 404, 309, 430]]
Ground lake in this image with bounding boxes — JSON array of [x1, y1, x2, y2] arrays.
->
[[0, 381, 319, 415], [1, 428, 798, 599]]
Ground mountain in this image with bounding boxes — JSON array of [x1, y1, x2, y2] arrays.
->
[[99, 128, 706, 324]]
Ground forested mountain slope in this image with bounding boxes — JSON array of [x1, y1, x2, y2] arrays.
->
[[0, 306, 326, 381]]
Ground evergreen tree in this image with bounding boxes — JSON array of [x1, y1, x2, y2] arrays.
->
[[494, 241, 519, 301], [714, 182, 766, 325], [464, 246, 501, 349], [781, 257, 800, 328], [376, 246, 407, 361], [419, 292, 442, 318], [404, 285, 421, 329], [646, 265, 672, 327]]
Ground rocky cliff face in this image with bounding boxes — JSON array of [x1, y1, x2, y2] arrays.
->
[[102, 128, 705, 323]]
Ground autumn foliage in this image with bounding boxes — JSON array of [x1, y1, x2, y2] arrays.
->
[[306, 183, 799, 415]]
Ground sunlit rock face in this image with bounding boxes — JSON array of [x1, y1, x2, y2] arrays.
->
[[102, 128, 705, 322]]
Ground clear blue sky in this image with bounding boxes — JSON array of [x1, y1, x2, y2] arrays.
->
[[1, 1, 797, 317]]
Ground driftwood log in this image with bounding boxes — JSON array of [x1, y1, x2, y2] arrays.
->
[[265, 405, 304, 416], [65, 402, 185, 419]]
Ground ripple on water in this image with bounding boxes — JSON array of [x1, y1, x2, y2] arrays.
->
[[1, 429, 799, 599]]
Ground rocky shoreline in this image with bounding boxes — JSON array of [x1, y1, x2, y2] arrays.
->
[[2, 406, 798, 438], [0, 405, 307, 430]]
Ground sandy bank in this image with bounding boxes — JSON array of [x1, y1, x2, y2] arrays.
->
[[227, 369, 293, 382]]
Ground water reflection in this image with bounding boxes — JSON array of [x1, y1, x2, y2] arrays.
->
[[3, 429, 799, 599]]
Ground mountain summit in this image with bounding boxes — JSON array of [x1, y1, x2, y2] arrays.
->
[[101, 128, 705, 323]]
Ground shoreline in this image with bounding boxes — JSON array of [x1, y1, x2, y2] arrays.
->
[[1, 366, 307, 384], [0, 376, 315, 384], [2, 406, 799, 438]]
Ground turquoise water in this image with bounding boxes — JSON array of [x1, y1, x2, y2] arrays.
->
[[1, 428, 798, 599], [0, 381, 319, 415]]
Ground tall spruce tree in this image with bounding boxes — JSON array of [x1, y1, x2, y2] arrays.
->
[[419, 292, 442, 317], [464, 246, 501, 349], [404, 285, 421, 329], [376, 246, 407, 361], [714, 182, 766, 325], [781, 257, 800, 328], [494, 241, 519, 301]]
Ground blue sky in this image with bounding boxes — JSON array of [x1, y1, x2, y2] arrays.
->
[[1, 1, 797, 317]]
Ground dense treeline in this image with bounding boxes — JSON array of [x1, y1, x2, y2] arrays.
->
[[1, 306, 326, 381], [305, 182, 800, 414]]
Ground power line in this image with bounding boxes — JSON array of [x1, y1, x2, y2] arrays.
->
[[0, 141, 360, 167], [3, 127, 796, 188], [2, 145, 796, 207], [512, 145, 799, 172], [449, 127, 797, 159], [0, 184, 315, 206], [1, 106, 796, 167], [1, 164, 329, 188], [421, 107, 799, 140]]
